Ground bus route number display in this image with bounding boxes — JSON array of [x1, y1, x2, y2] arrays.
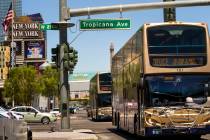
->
[[151, 57, 204, 67]]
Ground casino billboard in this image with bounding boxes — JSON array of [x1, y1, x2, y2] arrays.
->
[[9, 13, 47, 66], [13, 22, 43, 39], [24, 40, 45, 60]]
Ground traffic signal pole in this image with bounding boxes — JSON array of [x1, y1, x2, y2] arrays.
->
[[59, 0, 70, 130], [69, 0, 210, 17]]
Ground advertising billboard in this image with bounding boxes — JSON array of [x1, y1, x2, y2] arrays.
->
[[24, 40, 45, 59], [13, 22, 43, 39]]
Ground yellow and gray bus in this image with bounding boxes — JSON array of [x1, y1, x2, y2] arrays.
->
[[112, 21, 210, 138], [89, 72, 112, 120]]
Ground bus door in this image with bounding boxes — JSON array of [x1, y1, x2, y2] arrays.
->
[[139, 88, 145, 135], [123, 88, 128, 130]]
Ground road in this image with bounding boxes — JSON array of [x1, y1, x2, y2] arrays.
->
[[29, 109, 210, 140]]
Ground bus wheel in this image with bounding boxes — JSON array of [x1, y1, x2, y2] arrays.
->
[[134, 114, 137, 135], [117, 112, 120, 130], [114, 112, 117, 125]]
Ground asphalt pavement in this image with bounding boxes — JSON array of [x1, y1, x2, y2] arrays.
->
[[29, 109, 210, 140]]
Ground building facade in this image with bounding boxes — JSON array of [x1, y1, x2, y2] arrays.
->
[[0, 0, 22, 42], [0, 42, 10, 81], [69, 73, 95, 105]]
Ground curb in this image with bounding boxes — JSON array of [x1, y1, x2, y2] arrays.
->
[[33, 129, 98, 140]]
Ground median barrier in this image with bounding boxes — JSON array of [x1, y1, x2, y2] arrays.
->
[[0, 118, 28, 140]]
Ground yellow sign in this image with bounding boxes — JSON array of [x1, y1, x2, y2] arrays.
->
[[152, 57, 204, 66]]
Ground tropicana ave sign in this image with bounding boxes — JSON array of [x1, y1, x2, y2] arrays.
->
[[79, 19, 131, 30]]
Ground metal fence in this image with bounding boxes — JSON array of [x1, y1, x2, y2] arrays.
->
[[0, 118, 28, 140]]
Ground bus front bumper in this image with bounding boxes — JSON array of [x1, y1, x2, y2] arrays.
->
[[145, 125, 210, 136]]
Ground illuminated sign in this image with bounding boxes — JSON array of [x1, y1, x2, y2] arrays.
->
[[151, 57, 205, 67], [24, 41, 45, 59], [13, 22, 43, 39], [100, 86, 112, 91]]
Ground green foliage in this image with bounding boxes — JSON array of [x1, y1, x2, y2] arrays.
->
[[40, 66, 59, 97], [3, 66, 59, 105], [4, 66, 41, 105]]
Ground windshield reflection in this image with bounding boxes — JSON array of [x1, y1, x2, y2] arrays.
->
[[146, 75, 210, 106], [98, 93, 111, 107]]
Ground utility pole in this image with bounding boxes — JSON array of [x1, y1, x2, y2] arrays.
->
[[163, 0, 176, 22], [59, 0, 70, 130], [109, 42, 114, 73]]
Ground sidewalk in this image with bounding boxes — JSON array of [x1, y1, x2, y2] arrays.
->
[[33, 129, 98, 140]]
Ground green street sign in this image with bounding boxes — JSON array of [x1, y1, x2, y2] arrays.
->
[[40, 23, 74, 30], [80, 19, 131, 30], [40, 24, 59, 30], [40, 24, 51, 30]]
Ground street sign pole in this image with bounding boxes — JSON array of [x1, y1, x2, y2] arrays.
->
[[59, 0, 70, 130]]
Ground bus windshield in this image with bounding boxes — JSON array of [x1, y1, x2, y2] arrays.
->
[[99, 73, 112, 91], [147, 25, 207, 67], [146, 75, 210, 106], [98, 93, 111, 107]]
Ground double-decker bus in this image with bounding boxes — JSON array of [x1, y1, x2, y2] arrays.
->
[[112, 21, 210, 138], [89, 72, 112, 120]]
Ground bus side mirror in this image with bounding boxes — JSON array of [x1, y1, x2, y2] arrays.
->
[[204, 83, 210, 97]]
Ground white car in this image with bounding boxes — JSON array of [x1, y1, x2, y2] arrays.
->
[[10, 106, 57, 124], [0, 111, 11, 118], [0, 106, 23, 120], [50, 108, 61, 117]]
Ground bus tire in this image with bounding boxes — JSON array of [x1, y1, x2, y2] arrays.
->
[[134, 114, 137, 135], [114, 112, 117, 125], [117, 112, 120, 130]]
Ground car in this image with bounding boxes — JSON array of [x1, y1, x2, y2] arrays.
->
[[0, 111, 11, 118], [69, 107, 77, 114], [50, 108, 61, 117], [10, 106, 57, 124], [0, 106, 23, 120], [0, 113, 8, 118]]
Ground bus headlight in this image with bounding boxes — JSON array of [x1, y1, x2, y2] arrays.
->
[[98, 111, 104, 116], [145, 114, 161, 127]]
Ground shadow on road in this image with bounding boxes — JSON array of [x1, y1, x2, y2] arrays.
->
[[107, 128, 208, 140]]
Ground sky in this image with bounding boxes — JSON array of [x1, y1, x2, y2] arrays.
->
[[22, 0, 210, 73]]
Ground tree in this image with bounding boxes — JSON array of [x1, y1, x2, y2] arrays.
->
[[40, 66, 59, 109], [40, 66, 58, 97], [4, 66, 41, 105]]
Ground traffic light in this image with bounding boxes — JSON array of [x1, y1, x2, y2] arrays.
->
[[163, 0, 176, 22], [73, 49, 78, 66], [63, 43, 78, 71], [51, 46, 59, 68]]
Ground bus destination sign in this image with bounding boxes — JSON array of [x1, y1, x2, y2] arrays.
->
[[100, 86, 111, 91], [151, 57, 204, 67], [80, 19, 131, 30]]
